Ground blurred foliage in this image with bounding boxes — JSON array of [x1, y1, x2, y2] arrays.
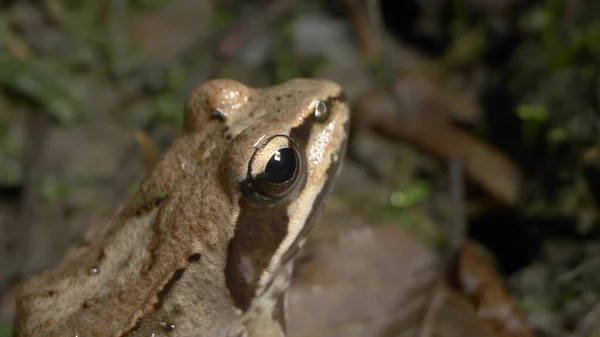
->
[[134, 62, 189, 128], [336, 190, 446, 251], [0, 57, 86, 124], [0, 124, 22, 185], [39, 174, 71, 203], [266, 16, 326, 83], [390, 180, 433, 208], [335, 178, 443, 249], [0, 323, 12, 337], [129, 0, 171, 11], [0, 0, 296, 186], [442, 0, 600, 233], [0, 13, 7, 50], [0, 0, 598, 237], [509, 1, 600, 232]]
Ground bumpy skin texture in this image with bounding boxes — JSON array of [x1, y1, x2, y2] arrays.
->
[[14, 78, 349, 337]]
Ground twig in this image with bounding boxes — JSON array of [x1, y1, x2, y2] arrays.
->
[[419, 278, 446, 337], [1, 110, 51, 291], [19, 111, 51, 270], [448, 158, 466, 253], [419, 159, 466, 337]]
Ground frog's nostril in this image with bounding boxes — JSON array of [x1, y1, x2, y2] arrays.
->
[[211, 108, 227, 121]]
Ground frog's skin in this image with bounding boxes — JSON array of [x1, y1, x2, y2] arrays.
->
[[13, 78, 349, 337]]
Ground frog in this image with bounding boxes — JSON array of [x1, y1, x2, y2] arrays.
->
[[13, 78, 349, 337]]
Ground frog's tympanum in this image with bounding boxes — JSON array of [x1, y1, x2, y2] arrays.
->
[[14, 79, 349, 337]]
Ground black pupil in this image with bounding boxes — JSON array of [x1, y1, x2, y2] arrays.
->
[[264, 148, 297, 184]]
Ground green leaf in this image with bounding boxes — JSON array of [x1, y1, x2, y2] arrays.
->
[[546, 127, 568, 143], [390, 181, 432, 208], [517, 103, 547, 122]]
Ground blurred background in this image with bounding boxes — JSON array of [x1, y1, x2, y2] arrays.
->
[[1, 0, 600, 336]]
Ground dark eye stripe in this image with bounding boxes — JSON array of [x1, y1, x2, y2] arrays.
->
[[225, 197, 290, 310], [224, 90, 347, 312]]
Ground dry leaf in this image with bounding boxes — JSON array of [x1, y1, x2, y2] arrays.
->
[[352, 85, 522, 206], [458, 241, 534, 337], [288, 222, 495, 337]]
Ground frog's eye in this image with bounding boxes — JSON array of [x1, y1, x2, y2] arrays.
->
[[243, 135, 306, 203]]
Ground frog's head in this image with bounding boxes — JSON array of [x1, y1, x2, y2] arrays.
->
[[184, 78, 349, 314]]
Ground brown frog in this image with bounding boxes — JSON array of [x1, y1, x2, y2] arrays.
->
[[14, 78, 349, 337]]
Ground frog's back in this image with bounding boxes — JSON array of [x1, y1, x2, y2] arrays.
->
[[14, 134, 241, 336]]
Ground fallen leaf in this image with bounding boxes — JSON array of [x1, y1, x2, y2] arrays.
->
[[289, 219, 496, 337], [458, 241, 534, 337], [352, 85, 522, 206]]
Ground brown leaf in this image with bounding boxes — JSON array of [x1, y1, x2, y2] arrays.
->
[[288, 221, 495, 337], [352, 85, 522, 206], [458, 241, 534, 337]]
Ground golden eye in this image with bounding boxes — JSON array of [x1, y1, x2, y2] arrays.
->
[[242, 135, 306, 203]]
